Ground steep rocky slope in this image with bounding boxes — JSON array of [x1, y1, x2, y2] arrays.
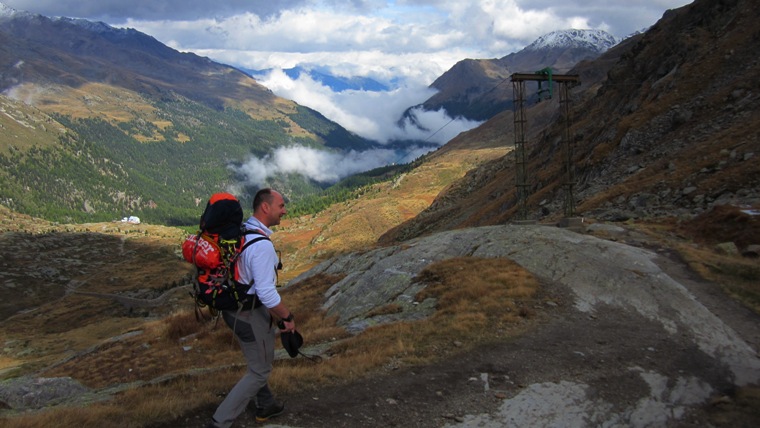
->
[[382, 0, 760, 247]]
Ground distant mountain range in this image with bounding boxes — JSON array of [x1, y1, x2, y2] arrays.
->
[[523, 29, 618, 52], [243, 29, 618, 121], [0, 2, 382, 224], [0, 1, 655, 226], [1, 0, 617, 224], [419, 29, 619, 121]]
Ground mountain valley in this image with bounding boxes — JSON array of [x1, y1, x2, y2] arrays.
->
[[0, 3, 383, 225], [1, 0, 760, 427]]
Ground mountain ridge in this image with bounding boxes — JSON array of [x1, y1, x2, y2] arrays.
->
[[381, 0, 760, 245], [419, 28, 618, 121], [523, 28, 618, 52]]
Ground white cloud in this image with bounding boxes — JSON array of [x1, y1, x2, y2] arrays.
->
[[400, 107, 484, 143], [234, 145, 422, 186], [255, 68, 483, 145], [2, 0, 309, 21], [227, 67, 482, 186], [196, 48, 469, 88], [7, 1, 694, 83]]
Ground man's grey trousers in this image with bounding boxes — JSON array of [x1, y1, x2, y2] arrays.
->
[[212, 304, 276, 428]]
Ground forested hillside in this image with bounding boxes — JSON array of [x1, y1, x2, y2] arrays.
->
[[0, 92, 365, 224], [0, 8, 382, 225]]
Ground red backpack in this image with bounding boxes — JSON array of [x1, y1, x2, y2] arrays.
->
[[182, 193, 269, 317]]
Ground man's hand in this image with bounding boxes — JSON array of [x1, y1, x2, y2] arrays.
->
[[280, 319, 296, 333], [277, 313, 295, 332]]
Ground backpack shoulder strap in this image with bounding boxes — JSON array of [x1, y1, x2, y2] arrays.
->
[[232, 230, 273, 291], [238, 230, 271, 255], [241, 230, 283, 271]]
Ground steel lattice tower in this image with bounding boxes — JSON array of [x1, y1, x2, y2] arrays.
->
[[510, 71, 580, 221]]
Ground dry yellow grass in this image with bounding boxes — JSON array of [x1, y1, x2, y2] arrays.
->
[[1, 80, 317, 147], [8, 406, 129, 428], [275, 145, 509, 281], [622, 208, 760, 315], [414, 257, 538, 331], [13, 82, 158, 123], [268, 257, 541, 391], [0, 94, 68, 155], [667, 242, 760, 313], [2, 257, 541, 427]]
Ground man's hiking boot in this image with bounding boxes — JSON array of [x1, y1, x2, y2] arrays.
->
[[255, 402, 285, 423]]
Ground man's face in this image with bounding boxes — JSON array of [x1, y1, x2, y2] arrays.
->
[[265, 191, 287, 227]]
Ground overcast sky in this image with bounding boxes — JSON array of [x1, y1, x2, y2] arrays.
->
[[4, 0, 693, 185]]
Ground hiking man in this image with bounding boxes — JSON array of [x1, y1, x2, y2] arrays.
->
[[209, 188, 294, 428]]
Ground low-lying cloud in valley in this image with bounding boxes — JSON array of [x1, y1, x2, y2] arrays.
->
[[232, 145, 433, 188], [231, 68, 483, 187], [256, 68, 483, 145]]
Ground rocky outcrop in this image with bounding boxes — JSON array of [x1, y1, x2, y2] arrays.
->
[[298, 224, 760, 383], [0, 376, 90, 410], [291, 223, 760, 426]]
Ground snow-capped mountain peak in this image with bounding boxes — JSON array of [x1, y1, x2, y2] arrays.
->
[[0, 2, 119, 36], [51, 16, 134, 39], [525, 29, 619, 53], [0, 1, 40, 21], [0, 3, 145, 43], [54, 17, 115, 33], [0, 2, 19, 18]]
